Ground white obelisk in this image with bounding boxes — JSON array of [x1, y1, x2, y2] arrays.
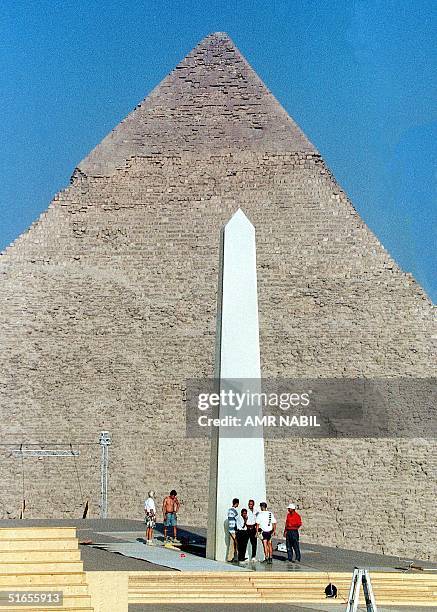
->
[[206, 209, 266, 561]]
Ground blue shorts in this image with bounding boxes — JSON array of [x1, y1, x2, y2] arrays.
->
[[164, 512, 177, 527]]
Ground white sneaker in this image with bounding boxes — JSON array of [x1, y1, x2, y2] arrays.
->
[[251, 557, 257, 562]]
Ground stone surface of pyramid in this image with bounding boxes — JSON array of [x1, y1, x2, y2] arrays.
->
[[0, 33, 435, 560], [80, 32, 316, 176]]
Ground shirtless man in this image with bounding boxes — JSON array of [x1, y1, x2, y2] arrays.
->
[[162, 489, 180, 543]]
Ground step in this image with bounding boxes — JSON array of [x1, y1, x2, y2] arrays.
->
[[129, 572, 437, 581], [374, 586, 437, 591], [129, 600, 263, 605], [0, 551, 82, 563], [0, 528, 77, 540], [261, 597, 436, 605], [130, 595, 437, 606], [130, 583, 437, 592], [256, 587, 437, 596], [130, 594, 262, 601], [0, 573, 87, 586], [0, 608, 94, 612], [250, 578, 437, 585], [130, 577, 253, 581], [260, 595, 437, 601], [0, 539, 79, 552], [373, 605, 437, 608], [130, 573, 437, 581], [130, 572, 251, 576], [0, 562, 84, 574], [129, 575, 252, 581], [254, 583, 435, 590], [130, 580, 254, 586], [129, 572, 250, 585], [250, 578, 351, 584], [0, 584, 90, 596], [132, 587, 257, 594], [260, 597, 436, 612]]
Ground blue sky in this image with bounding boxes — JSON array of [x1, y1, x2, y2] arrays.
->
[[1, 0, 436, 301]]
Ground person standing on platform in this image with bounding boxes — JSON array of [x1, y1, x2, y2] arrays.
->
[[256, 502, 276, 564], [226, 498, 239, 562], [246, 499, 258, 561], [283, 503, 302, 563], [144, 490, 156, 545], [236, 508, 250, 564], [162, 489, 180, 543]]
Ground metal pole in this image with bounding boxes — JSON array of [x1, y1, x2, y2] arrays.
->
[[362, 570, 378, 612], [99, 431, 111, 519], [346, 568, 361, 612]]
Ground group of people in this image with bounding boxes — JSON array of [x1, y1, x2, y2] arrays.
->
[[144, 489, 180, 545], [228, 498, 302, 565], [143, 489, 303, 567]]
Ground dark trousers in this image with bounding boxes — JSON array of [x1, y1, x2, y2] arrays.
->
[[247, 526, 257, 558], [236, 530, 250, 561], [286, 529, 301, 561]]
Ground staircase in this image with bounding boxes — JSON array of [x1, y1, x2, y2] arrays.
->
[[0, 527, 93, 611], [129, 570, 437, 606]]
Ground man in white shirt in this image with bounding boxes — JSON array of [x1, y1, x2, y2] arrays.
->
[[144, 490, 156, 545], [256, 502, 276, 564], [246, 499, 258, 561], [226, 498, 239, 562]]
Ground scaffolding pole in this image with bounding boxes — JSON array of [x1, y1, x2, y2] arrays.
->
[[99, 431, 111, 519]]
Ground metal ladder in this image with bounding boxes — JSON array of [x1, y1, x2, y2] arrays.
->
[[346, 568, 378, 611]]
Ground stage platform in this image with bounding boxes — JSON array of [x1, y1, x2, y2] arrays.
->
[[1, 518, 436, 574], [0, 520, 436, 610]]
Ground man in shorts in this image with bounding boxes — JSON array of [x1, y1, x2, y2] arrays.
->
[[144, 490, 156, 545], [162, 489, 180, 543], [256, 502, 276, 564]]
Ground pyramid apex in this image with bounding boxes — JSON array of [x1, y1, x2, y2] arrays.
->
[[200, 32, 232, 44], [193, 31, 239, 52], [79, 32, 317, 176], [206, 31, 232, 38]]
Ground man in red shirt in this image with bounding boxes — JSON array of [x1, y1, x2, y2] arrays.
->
[[283, 503, 302, 563]]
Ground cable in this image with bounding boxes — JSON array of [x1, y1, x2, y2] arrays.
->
[[70, 443, 84, 505], [0, 442, 98, 446], [20, 443, 25, 519]]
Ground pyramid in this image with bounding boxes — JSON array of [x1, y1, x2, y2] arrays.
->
[[0, 33, 435, 560]]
